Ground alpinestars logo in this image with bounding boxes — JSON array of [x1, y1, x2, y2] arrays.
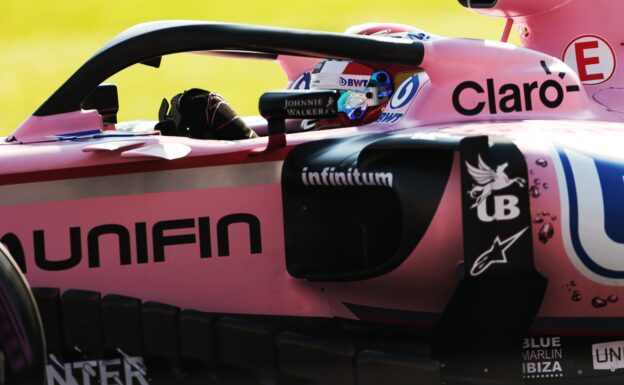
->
[[470, 227, 528, 276], [466, 155, 525, 222]]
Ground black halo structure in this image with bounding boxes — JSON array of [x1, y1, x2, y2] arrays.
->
[[34, 21, 425, 117]]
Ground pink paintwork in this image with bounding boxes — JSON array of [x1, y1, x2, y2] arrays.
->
[[470, 0, 624, 104], [439, 120, 624, 324], [277, 55, 319, 82], [12, 184, 331, 317], [10, 110, 104, 143], [2, 0, 624, 337], [408, 38, 595, 126], [467, 0, 575, 18]]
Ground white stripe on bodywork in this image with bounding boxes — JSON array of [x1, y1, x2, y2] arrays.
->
[[0, 161, 283, 206]]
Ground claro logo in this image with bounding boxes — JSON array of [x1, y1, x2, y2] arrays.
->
[[2, 214, 262, 273], [452, 60, 581, 116]]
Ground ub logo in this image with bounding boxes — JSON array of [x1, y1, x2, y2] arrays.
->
[[466, 155, 525, 222]]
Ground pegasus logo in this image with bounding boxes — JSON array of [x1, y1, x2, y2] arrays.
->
[[466, 155, 525, 222], [470, 227, 528, 277], [466, 155, 526, 207]]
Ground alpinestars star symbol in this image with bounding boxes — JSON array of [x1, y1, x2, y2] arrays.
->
[[470, 227, 528, 277]]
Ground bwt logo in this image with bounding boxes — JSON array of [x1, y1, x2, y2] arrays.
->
[[377, 112, 403, 124], [339, 77, 369, 88]]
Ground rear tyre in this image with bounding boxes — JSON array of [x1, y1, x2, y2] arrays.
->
[[0, 243, 46, 385]]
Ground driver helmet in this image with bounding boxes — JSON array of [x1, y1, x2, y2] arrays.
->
[[302, 23, 437, 130]]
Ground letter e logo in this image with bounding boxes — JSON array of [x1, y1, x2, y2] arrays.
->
[[563, 35, 616, 85]]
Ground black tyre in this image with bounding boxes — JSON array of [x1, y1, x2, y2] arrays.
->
[[0, 243, 46, 385]]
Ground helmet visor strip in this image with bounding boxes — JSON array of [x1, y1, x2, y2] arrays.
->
[[337, 87, 382, 120]]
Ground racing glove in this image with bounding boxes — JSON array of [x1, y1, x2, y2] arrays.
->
[[157, 88, 258, 140]]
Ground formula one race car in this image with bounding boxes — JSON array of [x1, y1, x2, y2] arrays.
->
[[3, 0, 624, 384]]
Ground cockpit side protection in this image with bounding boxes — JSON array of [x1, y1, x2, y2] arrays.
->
[[433, 136, 547, 381], [281, 133, 456, 282]]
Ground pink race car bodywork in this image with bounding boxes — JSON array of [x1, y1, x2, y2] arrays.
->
[[3, 0, 624, 384], [7, 119, 624, 325]]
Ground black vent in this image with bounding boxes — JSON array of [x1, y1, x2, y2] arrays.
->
[[458, 0, 499, 8]]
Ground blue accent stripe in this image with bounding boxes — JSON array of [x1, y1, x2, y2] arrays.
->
[[559, 149, 624, 278]]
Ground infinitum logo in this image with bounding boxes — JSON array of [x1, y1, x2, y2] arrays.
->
[[301, 167, 393, 188]]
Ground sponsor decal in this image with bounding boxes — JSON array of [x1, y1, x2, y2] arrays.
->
[[563, 35, 616, 85], [521, 337, 564, 379], [466, 154, 524, 222], [452, 61, 581, 116], [290, 72, 311, 90], [385, 32, 432, 41], [557, 147, 624, 283], [460, 137, 537, 281], [407, 32, 431, 41], [378, 72, 426, 125], [470, 227, 527, 276], [47, 355, 148, 385], [338, 76, 369, 88], [377, 112, 403, 123], [448, 137, 543, 375], [283, 96, 336, 118], [593, 341, 624, 371], [3, 214, 262, 273], [301, 167, 393, 188], [389, 74, 421, 109]]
